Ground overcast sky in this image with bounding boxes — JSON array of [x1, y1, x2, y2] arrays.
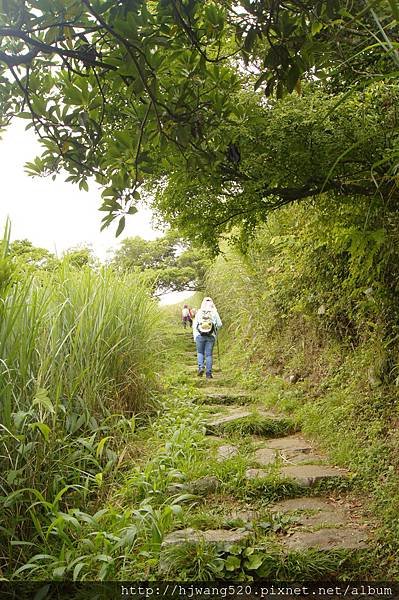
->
[[0, 119, 194, 305], [0, 119, 161, 261]]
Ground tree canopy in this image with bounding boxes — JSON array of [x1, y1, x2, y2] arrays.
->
[[109, 232, 211, 293], [0, 0, 397, 246]]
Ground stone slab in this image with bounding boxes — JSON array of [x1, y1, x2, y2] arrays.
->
[[272, 498, 348, 527], [271, 498, 339, 513], [245, 468, 270, 479], [200, 388, 253, 404], [207, 407, 283, 429], [280, 464, 348, 487], [206, 408, 253, 427], [298, 511, 347, 527], [227, 510, 260, 523], [254, 448, 277, 466], [162, 528, 251, 548], [281, 450, 324, 464], [188, 476, 219, 495], [159, 528, 251, 574], [217, 444, 239, 461], [265, 436, 313, 452], [281, 528, 368, 551]]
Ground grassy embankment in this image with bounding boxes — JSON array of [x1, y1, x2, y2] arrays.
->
[[206, 199, 399, 578], [0, 226, 169, 578]]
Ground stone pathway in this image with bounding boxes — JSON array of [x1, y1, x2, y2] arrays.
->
[[161, 344, 371, 577]]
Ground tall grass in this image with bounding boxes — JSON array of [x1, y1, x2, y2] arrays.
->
[[0, 225, 168, 576], [0, 265, 162, 422]]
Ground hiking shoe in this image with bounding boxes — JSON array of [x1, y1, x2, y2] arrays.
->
[[197, 369, 204, 377], [206, 373, 213, 379]]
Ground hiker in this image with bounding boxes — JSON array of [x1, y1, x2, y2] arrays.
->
[[193, 297, 222, 379], [181, 304, 192, 328], [189, 307, 197, 320]]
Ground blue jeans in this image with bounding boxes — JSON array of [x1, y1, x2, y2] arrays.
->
[[195, 335, 215, 375]]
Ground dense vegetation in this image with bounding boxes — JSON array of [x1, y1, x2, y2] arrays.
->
[[0, 223, 168, 577], [109, 231, 211, 293], [1, 0, 399, 584], [206, 196, 399, 573]]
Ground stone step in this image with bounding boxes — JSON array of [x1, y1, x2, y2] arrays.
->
[[162, 527, 251, 549], [280, 449, 324, 464], [197, 387, 254, 405], [168, 475, 219, 496], [206, 407, 294, 436], [245, 467, 270, 479], [279, 464, 349, 487], [254, 448, 278, 466], [252, 446, 324, 467], [280, 527, 368, 551], [263, 435, 313, 452], [206, 407, 254, 430], [270, 497, 348, 527], [159, 527, 252, 573], [216, 444, 239, 461]]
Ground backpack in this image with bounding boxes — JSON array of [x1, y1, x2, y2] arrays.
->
[[197, 309, 215, 335], [182, 308, 190, 318]]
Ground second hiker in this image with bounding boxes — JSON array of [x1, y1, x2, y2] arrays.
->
[[193, 297, 222, 379], [181, 304, 192, 328]]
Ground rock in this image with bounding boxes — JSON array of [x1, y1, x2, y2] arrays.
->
[[159, 527, 251, 572], [216, 444, 239, 461], [271, 498, 338, 513], [254, 448, 277, 466], [188, 476, 219, 495], [166, 483, 190, 495], [280, 449, 324, 464], [206, 408, 253, 430], [281, 527, 368, 551], [162, 528, 251, 549], [280, 464, 348, 487], [227, 509, 260, 523], [245, 468, 269, 479], [265, 436, 312, 452], [200, 388, 253, 405], [271, 497, 348, 527]]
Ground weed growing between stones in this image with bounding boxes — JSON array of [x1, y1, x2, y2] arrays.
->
[[209, 415, 298, 437]]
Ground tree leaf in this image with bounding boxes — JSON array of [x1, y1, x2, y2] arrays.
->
[[116, 216, 126, 237]]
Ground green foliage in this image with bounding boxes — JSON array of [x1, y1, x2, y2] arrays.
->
[[109, 232, 211, 293], [205, 195, 399, 576], [0, 0, 396, 235], [160, 541, 225, 580], [61, 245, 99, 269], [8, 239, 58, 273], [0, 233, 168, 577], [152, 82, 399, 251]]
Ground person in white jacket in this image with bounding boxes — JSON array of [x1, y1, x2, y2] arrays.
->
[[192, 297, 222, 379]]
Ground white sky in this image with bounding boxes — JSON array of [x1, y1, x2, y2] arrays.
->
[[0, 119, 194, 306], [0, 120, 160, 261]]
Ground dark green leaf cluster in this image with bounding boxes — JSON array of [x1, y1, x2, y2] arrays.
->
[[0, 0, 397, 235]]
